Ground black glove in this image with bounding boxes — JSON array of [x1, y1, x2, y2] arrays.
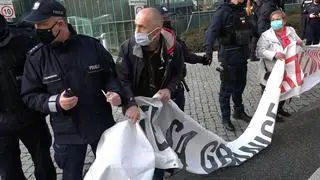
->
[[64, 88, 75, 98], [250, 55, 260, 62], [202, 53, 212, 66], [216, 65, 229, 81]]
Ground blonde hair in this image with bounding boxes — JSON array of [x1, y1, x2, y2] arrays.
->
[[246, 0, 253, 16]]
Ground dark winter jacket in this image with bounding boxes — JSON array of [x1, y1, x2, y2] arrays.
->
[[115, 28, 184, 109], [205, 2, 251, 65], [0, 27, 42, 131], [255, 0, 279, 36], [21, 26, 123, 144]]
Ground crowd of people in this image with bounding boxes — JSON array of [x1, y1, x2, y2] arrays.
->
[[0, 0, 319, 180]]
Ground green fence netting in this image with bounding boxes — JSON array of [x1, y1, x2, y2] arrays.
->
[[11, 0, 302, 52]]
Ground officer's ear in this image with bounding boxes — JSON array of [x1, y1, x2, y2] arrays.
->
[[56, 18, 67, 28]]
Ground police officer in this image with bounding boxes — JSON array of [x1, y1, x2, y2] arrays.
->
[[21, 1, 124, 179], [204, 0, 252, 131], [305, 0, 320, 45], [0, 14, 56, 180], [156, 6, 209, 111], [301, 0, 313, 40]]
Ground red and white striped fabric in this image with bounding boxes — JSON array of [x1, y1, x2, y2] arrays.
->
[[280, 44, 320, 100]]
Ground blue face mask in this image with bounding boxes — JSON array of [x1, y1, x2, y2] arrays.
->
[[271, 19, 283, 30], [135, 27, 160, 46]]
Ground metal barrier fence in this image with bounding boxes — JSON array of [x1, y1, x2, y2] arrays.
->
[[11, 0, 302, 52]]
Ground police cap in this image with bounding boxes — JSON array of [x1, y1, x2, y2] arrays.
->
[[24, 0, 66, 23]]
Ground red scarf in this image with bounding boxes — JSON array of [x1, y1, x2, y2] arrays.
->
[[276, 27, 291, 49]]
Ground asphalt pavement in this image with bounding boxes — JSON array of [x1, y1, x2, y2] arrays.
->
[[170, 104, 320, 180]]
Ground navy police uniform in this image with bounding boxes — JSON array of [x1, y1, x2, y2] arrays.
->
[[301, 0, 313, 39], [21, 32, 122, 180], [304, 1, 320, 45], [205, 1, 252, 131], [21, 1, 124, 179]]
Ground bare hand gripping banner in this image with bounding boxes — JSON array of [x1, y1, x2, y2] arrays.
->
[[84, 44, 320, 180]]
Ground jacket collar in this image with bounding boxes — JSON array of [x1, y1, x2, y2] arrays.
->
[[50, 24, 78, 49], [265, 26, 292, 43], [133, 28, 176, 59]]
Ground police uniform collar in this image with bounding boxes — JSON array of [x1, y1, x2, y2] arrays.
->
[[50, 24, 77, 49], [50, 34, 78, 49]]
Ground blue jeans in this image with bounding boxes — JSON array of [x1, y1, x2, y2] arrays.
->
[[53, 141, 99, 180]]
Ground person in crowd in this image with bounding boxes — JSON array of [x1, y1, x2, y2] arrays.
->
[[255, 0, 283, 36], [256, 10, 303, 122], [156, 6, 210, 111], [301, 0, 313, 40], [0, 14, 56, 180], [277, 0, 285, 11], [246, 0, 260, 61], [115, 8, 184, 180], [204, 0, 252, 131], [20, 0, 124, 179], [304, 0, 320, 45]]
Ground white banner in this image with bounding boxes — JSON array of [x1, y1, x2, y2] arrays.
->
[[135, 60, 284, 174], [84, 121, 155, 180], [85, 45, 320, 179], [280, 45, 320, 100], [85, 61, 284, 179]]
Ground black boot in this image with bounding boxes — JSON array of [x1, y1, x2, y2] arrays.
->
[[278, 108, 291, 117], [233, 106, 252, 123], [222, 120, 235, 131], [276, 115, 284, 122]]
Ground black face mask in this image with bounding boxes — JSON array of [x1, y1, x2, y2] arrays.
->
[[36, 22, 60, 44]]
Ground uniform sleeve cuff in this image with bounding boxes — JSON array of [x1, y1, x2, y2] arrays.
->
[[48, 94, 59, 113]]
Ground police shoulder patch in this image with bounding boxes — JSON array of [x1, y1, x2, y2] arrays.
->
[[28, 43, 43, 55]]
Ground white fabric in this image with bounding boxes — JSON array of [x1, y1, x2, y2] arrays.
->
[[84, 45, 320, 179], [280, 45, 320, 100], [84, 121, 155, 180], [84, 61, 284, 178]]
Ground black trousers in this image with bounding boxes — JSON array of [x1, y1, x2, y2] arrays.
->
[[172, 83, 185, 111], [219, 64, 248, 121], [0, 119, 56, 180], [306, 22, 320, 45], [53, 140, 99, 180], [249, 36, 259, 60], [260, 84, 285, 111]]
